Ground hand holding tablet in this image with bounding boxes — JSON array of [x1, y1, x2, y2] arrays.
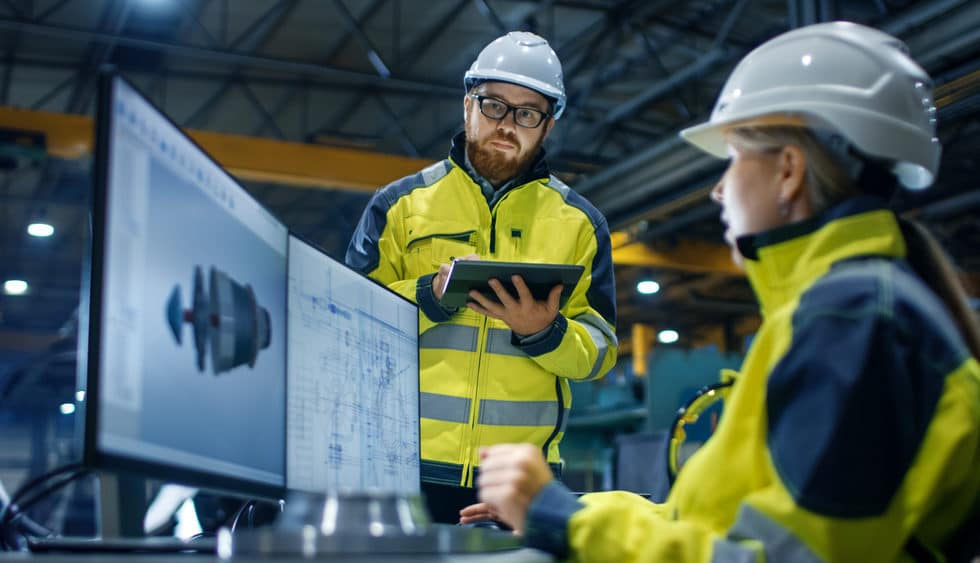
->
[[439, 260, 584, 309]]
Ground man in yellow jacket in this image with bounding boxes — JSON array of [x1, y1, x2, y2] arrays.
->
[[474, 22, 980, 561], [346, 31, 618, 524]]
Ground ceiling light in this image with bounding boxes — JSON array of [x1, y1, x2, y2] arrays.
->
[[60, 403, 76, 415], [3, 279, 28, 295], [657, 329, 679, 344], [636, 280, 660, 295], [27, 222, 54, 237]]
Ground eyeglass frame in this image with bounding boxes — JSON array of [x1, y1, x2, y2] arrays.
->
[[469, 94, 551, 129]]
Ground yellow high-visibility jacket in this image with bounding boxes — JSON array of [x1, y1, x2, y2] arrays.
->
[[524, 197, 980, 562], [346, 133, 618, 487]]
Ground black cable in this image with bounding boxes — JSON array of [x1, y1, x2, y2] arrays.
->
[[0, 469, 85, 550], [3, 469, 89, 550], [0, 465, 87, 551], [228, 500, 255, 533]]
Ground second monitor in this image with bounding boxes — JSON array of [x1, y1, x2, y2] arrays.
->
[[287, 236, 420, 495]]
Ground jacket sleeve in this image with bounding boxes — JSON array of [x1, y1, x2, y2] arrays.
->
[[527, 274, 980, 562], [525, 483, 720, 563], [345, 187, 456, 323], [515, 214, 618, 382]]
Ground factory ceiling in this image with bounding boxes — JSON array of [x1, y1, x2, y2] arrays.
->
[[0, 0, 978, 379]]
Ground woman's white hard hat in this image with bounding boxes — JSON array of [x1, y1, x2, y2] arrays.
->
[[681, 21, 941, 189]]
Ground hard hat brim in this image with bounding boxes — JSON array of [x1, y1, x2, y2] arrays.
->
[[680, 114, 810, 159]]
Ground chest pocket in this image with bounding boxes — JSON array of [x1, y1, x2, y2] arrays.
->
[[404, 218, 477, 276]]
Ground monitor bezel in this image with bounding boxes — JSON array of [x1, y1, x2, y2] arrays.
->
[[84, 71, 287, 501], [284, 232, 422, 495]]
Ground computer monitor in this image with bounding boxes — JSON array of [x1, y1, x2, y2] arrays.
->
[[286, 236, 420, 495], [84, 74, 289, 499]]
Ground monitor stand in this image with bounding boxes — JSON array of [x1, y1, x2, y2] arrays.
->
[[27, 473, 215, 554], [97, 471, 147, 538]]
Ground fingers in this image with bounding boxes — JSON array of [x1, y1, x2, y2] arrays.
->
[[510, 275, 533, 302], [459, 502, 490, 517], [433, 263, 453, 301], [489, 278, 519, 307], [547, 283, 563, 310], [466, 289, 503, 319], [459, 502, 495, 524]]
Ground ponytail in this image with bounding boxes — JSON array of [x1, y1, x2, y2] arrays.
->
[[898, 217, 980, 360]]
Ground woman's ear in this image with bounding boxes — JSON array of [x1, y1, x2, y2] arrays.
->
[[777, 145, 812, 220]]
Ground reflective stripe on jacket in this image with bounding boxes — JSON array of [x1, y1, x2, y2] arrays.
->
[[525, 196, 980, 562], [347, 133, 618, 487]]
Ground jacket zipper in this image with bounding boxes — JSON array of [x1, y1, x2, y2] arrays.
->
[[489, 214, 497, 254], [540, 378, 565, 461], [464, 314, 490, 487]]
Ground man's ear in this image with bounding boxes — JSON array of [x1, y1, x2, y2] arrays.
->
[[541, 116, 556, 140], [463, 94, 472, 122]]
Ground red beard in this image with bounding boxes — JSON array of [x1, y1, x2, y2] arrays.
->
[[466, 129, 541, 187]]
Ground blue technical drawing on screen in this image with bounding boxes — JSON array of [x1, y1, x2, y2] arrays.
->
[[287, 236, 420, 495], [95, 77, 288, 488]]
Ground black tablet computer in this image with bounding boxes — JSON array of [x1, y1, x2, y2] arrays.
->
[[440, 260, 585, 308]]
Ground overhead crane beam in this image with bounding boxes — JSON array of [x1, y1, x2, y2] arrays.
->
[[610, 232, 742, 276], [0, 105, 431, 192], [2, 105, 741, 274]]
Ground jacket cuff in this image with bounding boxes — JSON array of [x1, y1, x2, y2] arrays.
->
[[416, 273, 457, 322], [513, 314, 567, 357], [524, 480, 581, 559]]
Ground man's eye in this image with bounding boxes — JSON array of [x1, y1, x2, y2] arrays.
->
[[516, 109, 536, 120], [485, 100, 506, 112]]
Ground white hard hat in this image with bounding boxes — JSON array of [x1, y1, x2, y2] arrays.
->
[[464, 31, 567, 119], [681, 21, 941, 189]]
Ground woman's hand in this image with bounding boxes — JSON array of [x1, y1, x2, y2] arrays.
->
[[458, 502, 498, 525], [476, 444, 554, 535]]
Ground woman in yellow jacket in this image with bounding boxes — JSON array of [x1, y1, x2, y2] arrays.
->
[[471, 22, 980, 562]]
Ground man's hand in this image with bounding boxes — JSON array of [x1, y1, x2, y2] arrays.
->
[[433, 253, 479, 301], [466, 275, 562, 337], [476, 444, 554, 535]]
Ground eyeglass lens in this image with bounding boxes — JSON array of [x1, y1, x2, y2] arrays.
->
[[477, 96, 546, 128]]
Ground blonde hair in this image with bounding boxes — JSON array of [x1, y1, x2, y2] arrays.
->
[[726, 125, 858, 213], [727, 125, 980, 359]]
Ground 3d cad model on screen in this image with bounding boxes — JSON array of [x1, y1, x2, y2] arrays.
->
[[165, 265, 272, 375]]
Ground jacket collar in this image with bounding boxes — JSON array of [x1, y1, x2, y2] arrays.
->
[[738, 196, 907, 315], [448, 131, 551, 198]]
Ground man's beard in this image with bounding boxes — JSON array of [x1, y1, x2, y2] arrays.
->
[[466, 129, 543, 187]]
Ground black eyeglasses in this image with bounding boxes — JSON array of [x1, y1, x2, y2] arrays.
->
[[470, 94, 549, 129]]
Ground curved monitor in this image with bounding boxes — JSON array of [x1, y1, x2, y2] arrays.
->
[[85, 74, 288, 499]]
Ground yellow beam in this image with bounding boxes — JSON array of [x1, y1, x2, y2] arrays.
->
[[0, 106, 432, 192], [0, 106, 91, 159], [611, 231, 743, 276], [631, 323, 655, 376]]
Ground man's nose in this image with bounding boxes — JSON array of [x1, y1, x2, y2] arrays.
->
[[495, 112, 518, 131]]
